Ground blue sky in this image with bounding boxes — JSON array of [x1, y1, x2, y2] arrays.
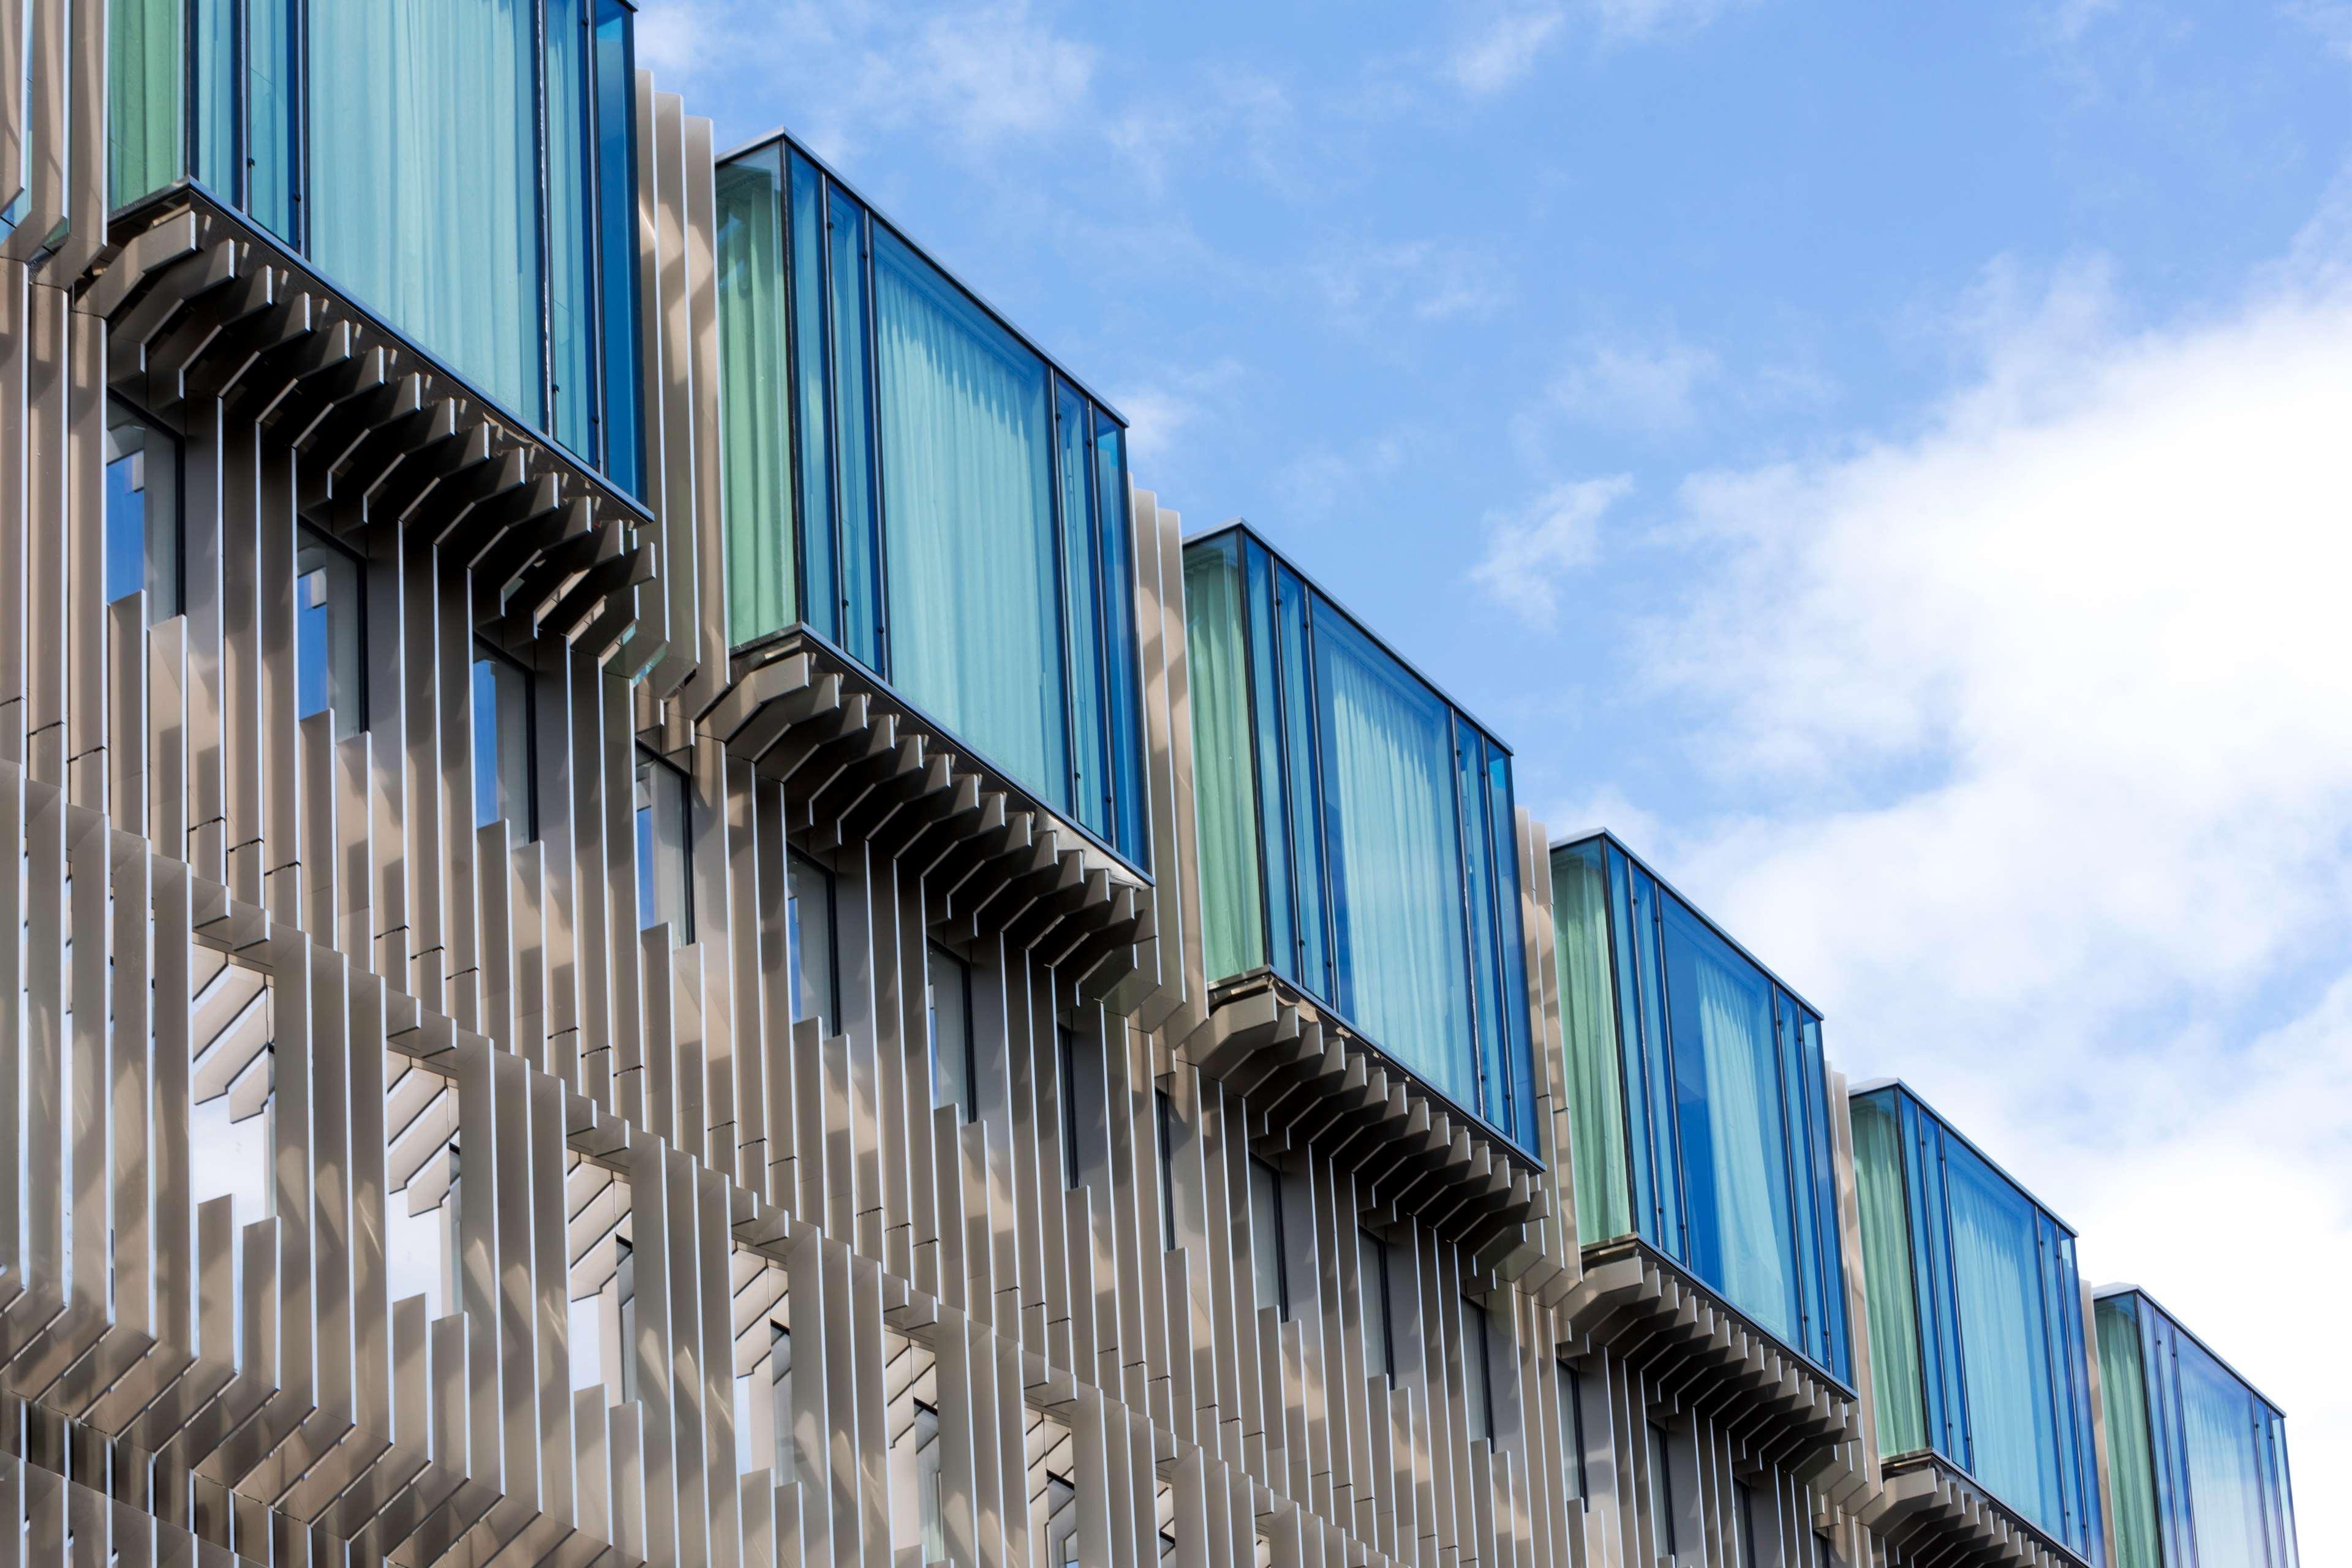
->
[[643, 0, 2352, 1545]]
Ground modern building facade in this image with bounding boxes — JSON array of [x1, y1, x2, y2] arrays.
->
[[0, 4, 2299, 1567]]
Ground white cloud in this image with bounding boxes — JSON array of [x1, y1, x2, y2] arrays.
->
[[1468, 475, 1632, 628], [1585, 0, 1752, 44], [2285, 0, 2352, 60], [1548, 335, 1722, 435], [1449, 10, 1570, 95], [1628, 246, 2352, 1558], [1309, 239, 1512, 333], [629, 0, 1095, 153]]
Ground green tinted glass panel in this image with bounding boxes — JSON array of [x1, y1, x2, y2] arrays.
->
[[1852, 1092, 1926, 1457], [545, 0, 597, 458], [109, 0, 183, 207], [1185, 535, 1263, 982], [2097, 1298, 2163, 1568], [717, 147, 794, 643], [1550, 841, 1630, 1242]]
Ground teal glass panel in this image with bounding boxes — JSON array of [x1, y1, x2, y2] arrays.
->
[[1777, 1000, 1825, 1369], [593, 0, 642, 495], [1093, 410, 1147, 859], [1057, 380, 1109, 837], [827, 189, 882, 668], [1660, 902, 1800, 1347], [1243, 541, 1296, 984], [1183, 534, 1264, 982], [546, 0, 598, 460], [192, 0, 236, 195], [310, 0, 545, 425], [787, 152, 835, 642], [246, 0, 299, 241], [1614, 854, 1683, 1259], [1798, 1014, 1849, 1375], [2097, 1297, 2163, 1568], [1852, 1090, 1926, 1457], [717, 146, 794, 643], [1311, 603, 1474, 1108], [870, 226, 1066, 805], [110, 0, 184, 207], [1549, 840, 1630, 1243]]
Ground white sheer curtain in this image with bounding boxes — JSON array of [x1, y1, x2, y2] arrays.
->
[[1183, 543, 1264, 982], [1692, 951, 1798, 1343], [872, 235, 1066, 809], [2180, 1340, 2268, 1568], [1946, 1153, 2061, 1531], [308, 0, 541, 422], [1319, 620, 1471, 1105]]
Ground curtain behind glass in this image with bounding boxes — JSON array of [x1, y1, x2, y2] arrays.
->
[[310, 0, 543, 424], [2097, 1300, 2164, 1568], [872, 233, 1066, 807], [109, 0, 182, 206], [1315, 612, 1471, 1106], [2180, 1337, 2268, 1568], [1551, 845, 1631, 1242], [1852, 1095, 1928, 1457], [1946, 1148, 2062, 1531], [1680, 939, 1799, 1345], [717, 151, 794, 643], [1184, 541, 1265, 983]]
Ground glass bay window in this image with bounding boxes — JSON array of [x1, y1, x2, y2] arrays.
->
[[714, 134, 1150, 869], [107, 0, 646, 496], [2096, 1288, 2298, 1568], [1184, 525, 1537, 1153], [1850, 1082, 2105, 1561], [1547, 832, 1850, 1381]]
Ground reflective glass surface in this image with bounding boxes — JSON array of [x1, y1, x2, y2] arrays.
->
[[715, 136, 1150, 869], [1547, 834, 1851, 1381], [1183, 526, 1539, 1154], [1850, 1084, 2103, 1560]]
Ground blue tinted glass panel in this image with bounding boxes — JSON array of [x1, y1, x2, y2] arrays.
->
[[1660, 903, 1801, 1346], [1275, 566, 1330, 998], [190, 0, 236, 196], [1944, 1140, 2063, 1528], [1456, 719, 1504, 1124], [787, 152, 835, 643], [1311, 603, 1474, 1108], [1057, 381, 1108, 837], [594, 0, 643, 495], [1483, 741, 1535, 1146], [1243, 542, 1295, 985], [827, 187, 883, 669], [1093, 411, 1147, 859]]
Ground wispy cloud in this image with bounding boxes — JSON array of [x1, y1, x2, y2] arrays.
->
[[1449, 10, 1570, 94], [1625, 243, 2352, 1555], [1547, 334, 1724, 435], [1467, 475, 1632, 628], [1308, 239, 1513, 333], [630, 0, 1096, 154], [1584, 0, 1755, 44]]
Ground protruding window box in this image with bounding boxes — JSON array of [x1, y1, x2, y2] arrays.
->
[[1182, 524, 1546, 1247], [1548, 832, 1858, 1457], [2095, 1287, 2297, 1568], [96, 189, 653, 663], [1851, 1082, 2108, 1568], [107, 0, 647, 497], [704, 133, 1158, 985]]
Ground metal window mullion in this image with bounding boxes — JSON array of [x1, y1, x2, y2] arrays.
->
[[1444, 715, 1488, 1126], [1298, 592, 1340, 1004], [1653, 889, 1694, 1266], [1766, 990, 1811, 1354]]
